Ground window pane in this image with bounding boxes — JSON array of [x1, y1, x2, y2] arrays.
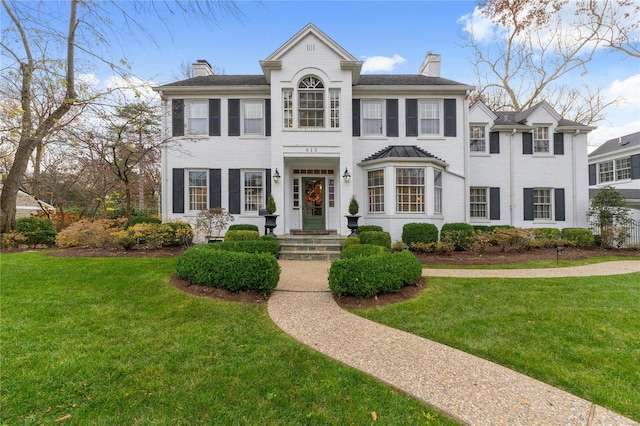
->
[[396, 168, 424, 212], [616, 157, 631, 180], [534, 127, 549, 153], [533, 189, 551, 220], [330, 90, 340, 128], [368, 169, 385, 213], [188, 171, 207, 211], [434, 170, 442, 214], [244, 171, 263, 212], [470, 125, 486, 152], [599, 161, 614, 183], [470, 187, 487, 219]]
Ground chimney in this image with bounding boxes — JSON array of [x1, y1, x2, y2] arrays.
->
[[193, 59, 214, 77], [418, 52, 441, 77]]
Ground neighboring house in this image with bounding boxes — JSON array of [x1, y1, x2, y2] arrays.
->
[[588, 131, 640, 221], [0, 183, 55, 220], [154, 24, 594, 242]]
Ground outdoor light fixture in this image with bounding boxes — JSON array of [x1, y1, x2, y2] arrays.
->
[[343, 168, 351, 183], [273, 168, 281, 183]]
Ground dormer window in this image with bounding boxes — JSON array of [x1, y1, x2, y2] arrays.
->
[[298, 76, 324, 128]]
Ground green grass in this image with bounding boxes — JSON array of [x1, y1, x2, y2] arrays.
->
[[353, 273, 640, 421], [1, 252, 455, 425], [423, 255, 640, 269]]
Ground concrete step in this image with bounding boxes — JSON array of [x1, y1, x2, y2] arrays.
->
[[279, 251, 342, 261], [277, 234, 346, 261], [279, 243, 341, 252]]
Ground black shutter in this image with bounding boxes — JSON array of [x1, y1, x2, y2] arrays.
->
[[631, 154, 640, 180], [229, 169, 241, 214], [555, 188, 565, 221], [265, 99, 271, 137], [443, 98, 456, 137], [589, 164, 597, 185], [172, 168, 184, 213], [489, 132, 500, 154], [209, 169, 221, 208], [523, 133, 533, 155], [228, 99, 240, 136], [523, 188, 534, 221], [489, 187, 500, 220], [406, 99, 418, 137], [209, 99, 220, 136], [352, 99, 360, 136], [172, 99, 184, 137], [554, 132, 564, 155], [386, 99, 398, 137], [265, 168, 271, 201]]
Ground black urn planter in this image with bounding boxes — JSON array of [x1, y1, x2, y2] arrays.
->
[[264, 214, 279, 236], [345, 215, 361, 236]]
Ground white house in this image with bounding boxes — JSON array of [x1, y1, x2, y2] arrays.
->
[[154, 24, 594, 242], [588, 131, 640, 221]]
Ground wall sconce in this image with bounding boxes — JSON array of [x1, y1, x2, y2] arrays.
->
[[343, 168, 351, 183], [273, 168, 281, 183]]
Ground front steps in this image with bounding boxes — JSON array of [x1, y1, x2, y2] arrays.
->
[[278, 234, 346, 261]]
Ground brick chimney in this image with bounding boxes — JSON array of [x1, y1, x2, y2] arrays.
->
[[193, 59, 214, 77], [418, 52, 441, 77]]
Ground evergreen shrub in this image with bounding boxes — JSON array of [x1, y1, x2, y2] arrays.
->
[[359, 231, 391, 250], [130, 216, 161, 226], [342, 236, 360, 251], [532, 228, 561, 240], [440, 222, 475, 251], [15, 217, 57, 247], [224, 230, 259, 241], [561, 228, 595, 247], [341, 243, 388, 259], [355, 225, 383, 235], [198, 238, 279, 257], [228, 224, 260, 232], [402, 223, 438, 245]]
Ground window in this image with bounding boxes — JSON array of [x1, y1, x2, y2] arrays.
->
[[419, 100, 440, 135], [242, 101, 264, 135], [243, 171, 264, 213], [330, 90, 340, 128], [188, 170, 208, 211], [283, 91, 293, 128], [470, 187, 488, 219], [616, 158, 631, 181], [599, 160, 614, 183], [396, 168, 425, 212], [470, 125, 486, 152], [362, 100, 384, 135], [298, 76, 324, 127], [187, 101, 207, 135], [434, 170, 442, 215], [368, 170, 385, 213], [533, 188, 551, 220], [292, 178, 300, 209], [533, 126, 550, 153]]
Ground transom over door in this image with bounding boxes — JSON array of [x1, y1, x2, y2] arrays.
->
[[302, 177, 325, 230]]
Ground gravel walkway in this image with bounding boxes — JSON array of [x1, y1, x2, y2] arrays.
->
[[267, 260, 639, 426]]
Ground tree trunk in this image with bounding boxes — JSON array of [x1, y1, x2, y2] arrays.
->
[[0, 139, 36, 232]]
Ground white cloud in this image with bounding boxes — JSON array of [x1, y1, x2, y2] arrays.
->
[[77, 73, 100, 87], [361, 54, 406, 73], [588, 120, 640, 153], [603, 73, 640, 112], [105, 75, 158, 102], [457, 6, 504, 44]]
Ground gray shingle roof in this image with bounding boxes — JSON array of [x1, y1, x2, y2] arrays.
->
[[361, 145, 443, 163], [159, 75, 269, 88], [589, 188, 640, 200], [589, 131, 640, 157]]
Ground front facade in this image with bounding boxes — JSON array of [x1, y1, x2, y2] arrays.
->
[[155, 24, 593, 241]]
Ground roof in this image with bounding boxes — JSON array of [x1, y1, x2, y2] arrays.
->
[[360, 145, 444, 163], [486, 100, 594, 132], [157, 75, 269, 88], [589, 188, 640, 201], [589, 131, 640, 157]]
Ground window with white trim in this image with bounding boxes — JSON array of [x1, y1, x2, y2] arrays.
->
[[599, 160, 614, 183], [470, 125, 486, 152], [616, 157, 631, 181], [243, 171, 264, 213], [419, 100, 440, 135], [533, 126, 550, 153], [298, 76, 324, 128], [368, 169, 385, 213], [434, 170, 442, 215], [533, 188, 552, 220], [187, 101, 208, 135], [243, 101, 264, 135], [188, 170, 208, 211], [283, 91, 293, 128], [396, 168, 425, 213], [470, 187, 488, 219], [362, 100, 384, 135], [330, 90, 340, 128]]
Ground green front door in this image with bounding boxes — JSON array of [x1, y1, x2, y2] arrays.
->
[[302, 177, 325, 230]]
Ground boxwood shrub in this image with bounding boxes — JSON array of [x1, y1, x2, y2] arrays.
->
[[176, 247, 280, 296], [342, 236, 360, 251], [561, 228, 595, 247], [355, 225, 383, 235], [224, 230, 259, 241], [440, 222, 475, 251], [16, 217, 56, 246], [329, 250, 422, 298], [200, 238, 279, 257], [130, 216, 161, 225], [359, 231, 391, 250], [532, 228, 561, 240], [402, 223, 438, 245], [341, 243, 388, 259], [228, 224, 260, 232]]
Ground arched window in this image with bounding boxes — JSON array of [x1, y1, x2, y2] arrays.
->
[[298, 76, 324, 127]]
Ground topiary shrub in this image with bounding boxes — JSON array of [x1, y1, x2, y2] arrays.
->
[[342, 236, 360, 251], [402, 223, 438, 245], [15, 217, 57, 247], [341, 243, 388, 259], [176, 247, 280, 296], [561, 228, 595, 247], [224, 230, 259, 241], [440, 222, 475, 251], [197, 238, 279, 257], [355, 225, 383, 235], [329, 251, 422, 298], [228, 224, 260, 232], [359, 231, 391, 250]]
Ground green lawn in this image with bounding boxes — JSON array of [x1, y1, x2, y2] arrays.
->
[[353, 272, 640, 421], [422, 255, 640, 269], [1, 252, 454, 425]]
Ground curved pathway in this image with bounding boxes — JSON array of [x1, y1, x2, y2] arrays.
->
[[268, 260, 639, 426]]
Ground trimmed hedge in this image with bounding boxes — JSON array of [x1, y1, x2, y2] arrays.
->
[[224, 230, 259, 241], [355, 225, 383, 235], [342, 236, 360, 251], [130, 216, 161, 225], [176, 247, 280, 296], [228, 224, 260, 232], [402, 223, 438, 245], [329, 251, 422, 298], [561, 228, 595, 247], [532, 228, 561, 240], [16, 217, 56, 246], [440, 222, 475, 251], [198, 238, 279, 257], [342, 243, 388, 259], [359, 231, 391, 250], [472, 225, 514, 233]]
